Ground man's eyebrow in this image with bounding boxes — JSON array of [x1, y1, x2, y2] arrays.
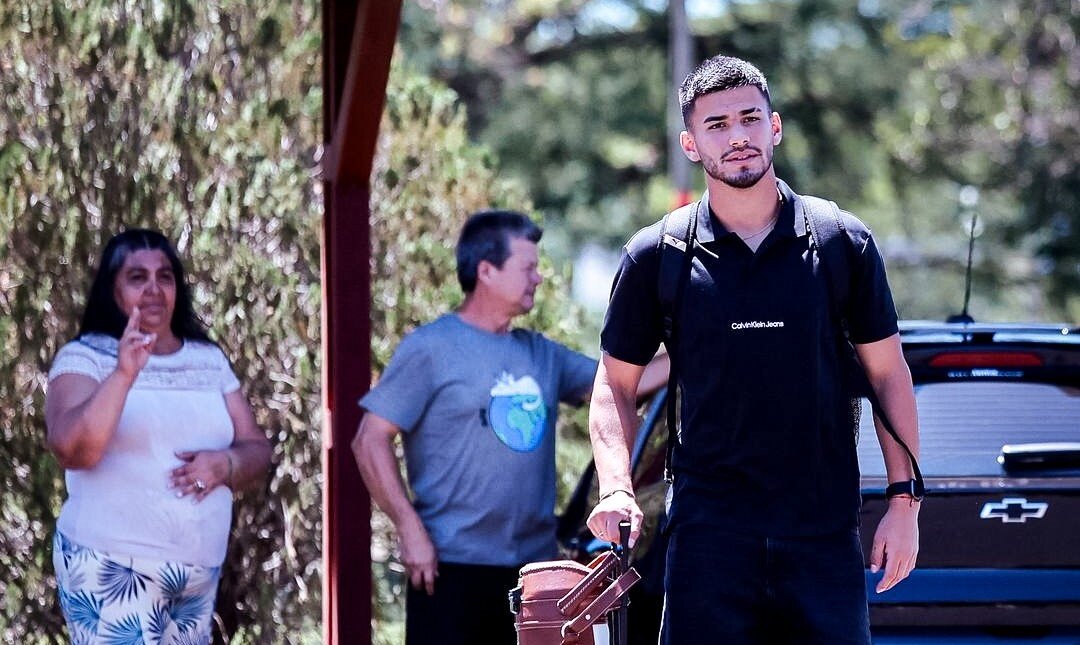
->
[[703, 107, 763, 124]]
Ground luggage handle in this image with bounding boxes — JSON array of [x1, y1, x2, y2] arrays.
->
[[560, 568, 642, 638], [611, 520, 632, 645], [556, 551, 619, 614], [508, 584, 523, 615]]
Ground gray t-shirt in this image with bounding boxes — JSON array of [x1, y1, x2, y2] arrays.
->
[[360, 314, 597, 566]]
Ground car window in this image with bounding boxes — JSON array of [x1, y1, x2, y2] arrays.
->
[[857, 382, 1080, 477]]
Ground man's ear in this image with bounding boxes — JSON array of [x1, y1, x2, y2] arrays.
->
[[680, 130, 700, 163], [476, 259, 496, 287], [771, 112, 783, 146]]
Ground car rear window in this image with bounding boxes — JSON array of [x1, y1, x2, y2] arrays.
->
[[857, 382, 1080, 477]]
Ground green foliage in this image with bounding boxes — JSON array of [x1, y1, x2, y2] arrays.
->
[[400, 1, 673, 257], [483, 45, 670, 253], [879, 1, 1080, 318], [1, 0, 323, 642], [398, 0, 1079, 323]]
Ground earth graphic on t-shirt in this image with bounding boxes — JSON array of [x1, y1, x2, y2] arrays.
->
[[487, 372, 548, 452]]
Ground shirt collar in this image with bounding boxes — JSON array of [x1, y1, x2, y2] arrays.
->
[[694, 178, 806, 244]]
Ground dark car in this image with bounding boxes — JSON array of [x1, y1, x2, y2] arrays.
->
[[557, 321, 1080, 643]]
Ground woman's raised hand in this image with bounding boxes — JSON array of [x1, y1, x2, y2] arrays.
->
[[117, 306, 156, 380]]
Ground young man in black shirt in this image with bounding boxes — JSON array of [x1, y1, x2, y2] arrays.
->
[[586, 54, 921, 644]]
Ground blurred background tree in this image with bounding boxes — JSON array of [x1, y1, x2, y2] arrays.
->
[[2, 0, 1078, 642], [398, 0, 1080, 324]]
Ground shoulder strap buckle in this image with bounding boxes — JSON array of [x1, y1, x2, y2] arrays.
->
[[661, 233, 687, 252]]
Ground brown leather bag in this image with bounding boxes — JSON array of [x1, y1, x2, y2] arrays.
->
[[509, 551, 641, 645]]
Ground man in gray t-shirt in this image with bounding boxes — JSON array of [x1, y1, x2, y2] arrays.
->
[[353, 211, 667, 645], [360, 314, 595, 569]]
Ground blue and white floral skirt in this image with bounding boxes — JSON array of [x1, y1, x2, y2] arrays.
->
[[53, 531, 221, 645]]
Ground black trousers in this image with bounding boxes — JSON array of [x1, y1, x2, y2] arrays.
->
[[661, 523, 871, 645], [406, 561, 521, 645]]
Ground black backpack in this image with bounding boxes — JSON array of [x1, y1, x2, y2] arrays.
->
[[655, 190, 923, 492]]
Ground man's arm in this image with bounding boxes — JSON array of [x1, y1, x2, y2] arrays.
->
[[568, 350, 668, 406], [636, 350, 670, 400], [855, 333, 920, 593], [586, 353, 647, 546], [351, 412, 438, 595]]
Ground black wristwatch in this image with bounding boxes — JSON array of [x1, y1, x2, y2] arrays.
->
[[885, 479, 925, 502]]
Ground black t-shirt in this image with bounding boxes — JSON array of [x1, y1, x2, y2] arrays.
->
[[601, 179, 899, 537]]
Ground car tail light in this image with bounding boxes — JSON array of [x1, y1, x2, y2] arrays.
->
[[928, 351, 1044, 367]]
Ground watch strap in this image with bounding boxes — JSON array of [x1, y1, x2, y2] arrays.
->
[[885, 479, 925, 501]]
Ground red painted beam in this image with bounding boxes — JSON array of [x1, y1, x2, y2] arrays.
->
[[324, 0, 403, 184], [321, 182, 372, 645], [321, 1, 402, 644]]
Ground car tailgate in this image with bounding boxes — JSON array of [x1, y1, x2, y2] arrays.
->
[[860, 480, 1080, 626], [862, 481, 1080, 567]]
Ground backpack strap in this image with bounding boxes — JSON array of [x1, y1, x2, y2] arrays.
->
[[658, 198, 701, 340], [800, 194, 925, 495], [657, 194, 702, 483], [799, 195, 849, 314]]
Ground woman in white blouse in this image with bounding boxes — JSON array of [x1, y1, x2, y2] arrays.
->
[[45, 229, 272, 644]]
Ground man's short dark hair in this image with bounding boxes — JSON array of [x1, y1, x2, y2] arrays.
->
[[456, 210, 543, 293], [679, 55, 772, 127]]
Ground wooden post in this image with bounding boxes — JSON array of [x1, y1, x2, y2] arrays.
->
[[321, 1, 402, 643]]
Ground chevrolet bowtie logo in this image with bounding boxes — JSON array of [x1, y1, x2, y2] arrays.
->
[[979, 497, 1048, 523]]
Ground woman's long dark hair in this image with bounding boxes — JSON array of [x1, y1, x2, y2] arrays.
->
[[78, 229, 211, 342]]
